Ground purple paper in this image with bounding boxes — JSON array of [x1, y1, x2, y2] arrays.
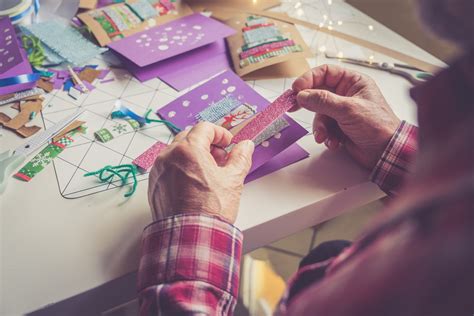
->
[[108, 13, 236, 67], [122, 39, 231, 91], [245, 143, 309, 183], [158, 70, 309, 173], [0, 18, 22, 74]]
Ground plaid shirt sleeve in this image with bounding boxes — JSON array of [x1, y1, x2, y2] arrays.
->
[[370, 121, 418, 195], [138, 214, 243, 316]]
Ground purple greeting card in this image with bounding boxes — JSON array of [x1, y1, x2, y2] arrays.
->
[[0, 18, 35, 95], [157, 70, 309, 174], [0, 17, 22, 74], [121, 39, 231, 91], [108, 13, 236, 67]]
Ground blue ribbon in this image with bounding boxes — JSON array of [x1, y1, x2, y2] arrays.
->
[[111, 105, 148, 126], [0, 73, 40, 87], [33, 0, 40, 15], [10, 3, 34, 23]]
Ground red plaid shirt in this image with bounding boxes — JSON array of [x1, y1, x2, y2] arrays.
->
[[138, 121, 418, 316]]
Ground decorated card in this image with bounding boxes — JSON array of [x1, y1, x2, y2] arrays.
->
[[108, 13, 236, 67], [77, 0, 194, 46], [226, 14, 312, 79], [157, 70, 308, 174]]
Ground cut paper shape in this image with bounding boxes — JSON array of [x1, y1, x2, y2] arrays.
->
[[120, 38, 231, 91], [78, 1, 193, 46], [0, 17, 22, 74], [232, 89, 296, 144], [196, 94, 241, 122], [132, 141, 167, 172], [94, 119, 140, 142], [0, 99, 43, 138], [108, 13, 236, 67], [214, 102, 257, 130], [157, 70, 307, 174], [23, 20, 107, 65], [0, 88, 43, 106]]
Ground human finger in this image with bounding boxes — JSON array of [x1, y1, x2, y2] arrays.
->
[[297, 89, 352, 121], [211, 146, 228, 167], [187, 122, 233, 149], [225, 140, 254, 177], [171, 129, 190, 144]]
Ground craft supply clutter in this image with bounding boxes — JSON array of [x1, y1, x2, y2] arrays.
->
[[0, 0, 318, 198]]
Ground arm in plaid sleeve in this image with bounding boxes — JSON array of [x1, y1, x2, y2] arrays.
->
[[138, 214, 243, 316], [370, 121, 418, 195]]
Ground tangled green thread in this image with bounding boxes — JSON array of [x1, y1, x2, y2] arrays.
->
[[22, 35, 45, 68], [84, 164, 138, 197]]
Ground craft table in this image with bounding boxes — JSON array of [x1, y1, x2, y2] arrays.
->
[[0, 1, 444, 315]]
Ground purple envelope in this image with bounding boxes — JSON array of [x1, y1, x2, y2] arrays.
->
[[0, 18, 35, 96], [108, 13, 236, 67], [122, 39, 232, 90], [158, 70, 309, 174]]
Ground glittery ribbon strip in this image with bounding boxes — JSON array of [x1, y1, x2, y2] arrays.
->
[[253, 117, 289, 146], [0, 88, 43, 106], [196, 95, 242, 123], [232, 89, 297, 144], [243, 25, 281, 44], [94, 119, 140, 143], [14, 136, 74, 182], [0, 74, 40, 88], [240, 39, 295, 59], [246, 16, 268, 26], [240, 45, 303, 67], [241, 36, 287, 51], [242, 23, 275, 32], [132, 141, 168, 172]]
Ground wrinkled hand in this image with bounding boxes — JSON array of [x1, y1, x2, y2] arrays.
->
[[292, 64, 401, 169], [148, 122, 255, 224]]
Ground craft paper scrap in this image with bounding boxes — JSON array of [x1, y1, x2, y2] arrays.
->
[[120, 38, 231, 90], [23, 21, 107, 65], [108, 13, 236, 67], [0, 88, 43, 106], [0, 99, 43, 138], [94, 119, 140, 142], [132, 141, 168, 172], [232, 89, 296, 144], [14, 125, 86, 181], [0, 17, 22, 74], [157, 70, 307, 173]]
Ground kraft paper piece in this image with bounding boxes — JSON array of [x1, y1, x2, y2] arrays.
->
[[205, 5, 441, 73], [226, 14, 312, 79], [186, 0, 281, 21], [52, 120, 86, 142], [79, 0, 98, 9], [0, 99, 43, 138], [78, 1, 194, 46]]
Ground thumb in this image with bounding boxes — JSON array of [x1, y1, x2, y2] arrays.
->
[[225, 140, 254, 177], [297, 89, 351, 120]]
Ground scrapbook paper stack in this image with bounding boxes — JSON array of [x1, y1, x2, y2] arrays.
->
[[108, 13, 236, 90], [157, 69, 309, 182], [226, 14, 313, 80]]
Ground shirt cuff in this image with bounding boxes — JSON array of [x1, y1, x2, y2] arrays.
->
[[138, 214, 243, 298], [370, 121, 418, 195]]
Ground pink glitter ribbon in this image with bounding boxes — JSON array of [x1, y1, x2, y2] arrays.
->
[[240, 40, 295, 59], [232, 89, 297, 144], [132, 141, 168, 171]]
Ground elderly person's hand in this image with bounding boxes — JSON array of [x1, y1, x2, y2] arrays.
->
[[292, 64, 401, 169], [148, 122, 255, 224]]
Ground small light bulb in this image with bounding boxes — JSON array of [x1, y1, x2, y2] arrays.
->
[[328, 0, 332, 4], [328, 25, 333, 30], [319, 22, 324, 28], [368, 25, 374, 31], [329, 20, 333, 25], [297, 8, 304, 16], [323, 14, 328, 20], [337, 51, 344, 58], [294, 2, 301, 9], [337, 20, 343, 25], [318, 45, 327, 53], [368, 55, 375, 63]]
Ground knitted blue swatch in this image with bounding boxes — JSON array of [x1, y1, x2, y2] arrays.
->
[[24, 21, 107, 65], [196, 95, 242, 123]]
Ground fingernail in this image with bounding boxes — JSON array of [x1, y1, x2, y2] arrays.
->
[[244, 140, 255, 150]]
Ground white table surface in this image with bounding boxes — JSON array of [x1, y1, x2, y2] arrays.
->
[[0, 1, 444, 314]]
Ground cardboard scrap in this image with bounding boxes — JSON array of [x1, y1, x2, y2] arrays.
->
[[0, 99, 43, 138], [52, 120, 86, 142], [37, 78, 54, 93], [78, 67, 102, 83], [79, 0, 98, 9]]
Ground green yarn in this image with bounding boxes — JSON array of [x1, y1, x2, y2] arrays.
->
[[84, 164, 138, 197], [22, 35, 46, 68], [144, 109, 182, 133]]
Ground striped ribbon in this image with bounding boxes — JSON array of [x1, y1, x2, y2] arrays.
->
[[240, 45, 303, 67], [240, 39, 296, 59], [0, 73, 40, 87]]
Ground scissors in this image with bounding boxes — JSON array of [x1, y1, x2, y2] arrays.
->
[[0, 108, 85, 194], [325, 53, 433, 85]]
